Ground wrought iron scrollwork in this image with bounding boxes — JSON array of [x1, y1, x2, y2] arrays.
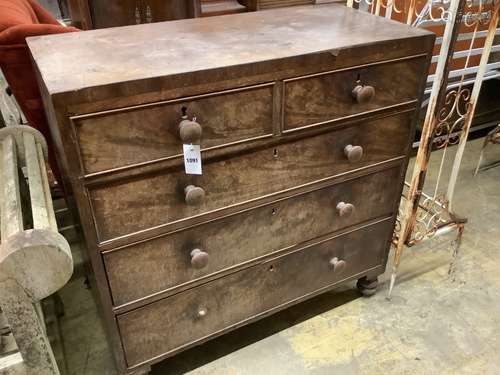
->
[[433, 87, 472, 148]]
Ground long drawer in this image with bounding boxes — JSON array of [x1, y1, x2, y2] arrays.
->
[[284, 56, 425, 131], [117, 219, 393, 368], [104, 165, 401, 306], [72, 83, 275, 175], [89, 111, 413, 241]]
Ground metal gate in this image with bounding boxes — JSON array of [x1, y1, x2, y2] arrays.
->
[[345, 0, 500, 296]]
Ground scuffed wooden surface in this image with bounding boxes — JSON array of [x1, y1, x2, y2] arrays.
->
[[0, 230, 73, 301], [74, 83, 274, 174], [0, 126, 72, 375], [0, 73, 25, 128], [90, 112, 412, 241], [118, 221, 393, 367], [105, 166, 402, 306], [27, 4, 431, 94], [0, 281, 58, 375], [0, 136, 23, 240]]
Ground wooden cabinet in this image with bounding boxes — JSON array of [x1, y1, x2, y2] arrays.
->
[[28, 5, 434, 374], [68, 0, 201, 29]]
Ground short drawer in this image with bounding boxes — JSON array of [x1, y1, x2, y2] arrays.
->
[[72, 83, 274, 174], [284, 56, 426, 131], [104, 165, 401, 306], [89, 111, 413, 241], [117, 219, 393, 368]]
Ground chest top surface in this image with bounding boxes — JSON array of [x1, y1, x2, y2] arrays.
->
[[27, 4, 432, 96]]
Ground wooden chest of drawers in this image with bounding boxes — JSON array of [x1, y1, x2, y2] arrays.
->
[[28, 5, 434, 374]]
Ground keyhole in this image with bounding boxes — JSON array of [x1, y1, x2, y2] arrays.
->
[[181, 106, 188, 117], [269, 265, 275, 272], [271, 208, 278, 215], [273, 148, 279, 158], [355, 74, 361, 85]]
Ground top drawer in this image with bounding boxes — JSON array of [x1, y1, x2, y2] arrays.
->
[[284, 56, 426, 131], [72, 83, 274, 175]]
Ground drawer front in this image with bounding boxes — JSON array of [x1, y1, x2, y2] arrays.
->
[[90, 111, 412, 241], [257, 0, 314, 9], [73, 84, 274, 174], [104, 166, 401, 306], [118, 219, 393, 368], [284, 57, 425, 131]]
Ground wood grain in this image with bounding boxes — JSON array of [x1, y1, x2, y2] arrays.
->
[[28, 6, 434, 373], [89, 112, 412, 241], [27, 4, 432, 96], [104, 165, 401, 306], [118, 219, 393, 368], [74, 84, 274, 174], [284, 57, 426, 130]]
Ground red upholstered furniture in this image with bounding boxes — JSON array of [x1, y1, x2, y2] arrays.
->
[[0, 0, 78, 183]]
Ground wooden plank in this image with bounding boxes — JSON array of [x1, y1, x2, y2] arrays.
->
[[42, 296, 68, 375], [0, 72, 23, 128], [0, 280, 59, 375], [27, 4, 432, 96], [37, 143, 57, 232], [1, 136, 23, 239], [23, 133, 51, 230]]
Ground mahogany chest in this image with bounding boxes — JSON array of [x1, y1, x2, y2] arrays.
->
[[28, 5, 434, 374]]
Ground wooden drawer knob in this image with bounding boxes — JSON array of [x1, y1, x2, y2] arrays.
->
[[352, 84, 375, 104], [184, 185, 205, 205], [344, 144, 363, 162], [190, 249, 209, 269], [336, 202, 355, 218], [329, 257, 346, 273], [179, 119, 202, 144]]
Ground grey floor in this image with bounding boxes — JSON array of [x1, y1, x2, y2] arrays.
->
[[59, 137, 500, 375]]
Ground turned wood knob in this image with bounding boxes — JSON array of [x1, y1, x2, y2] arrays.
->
[[336, 202, 355, 218], [190, 249, 209, 269], [329, 257, 346, 273], [184, 185, 205, 205], [197, 307, 207, 318], [352, 84, 375, 104], [179, 119, 202, 144], [344, 144, 363, 162]]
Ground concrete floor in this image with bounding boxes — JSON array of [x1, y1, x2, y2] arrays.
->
[[59, 137, 500, 375]]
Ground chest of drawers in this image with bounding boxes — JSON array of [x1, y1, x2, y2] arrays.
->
[[28, 5, 434, 374]]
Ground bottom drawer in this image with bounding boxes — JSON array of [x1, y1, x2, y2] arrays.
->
[[118, 219, 393, 368]]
